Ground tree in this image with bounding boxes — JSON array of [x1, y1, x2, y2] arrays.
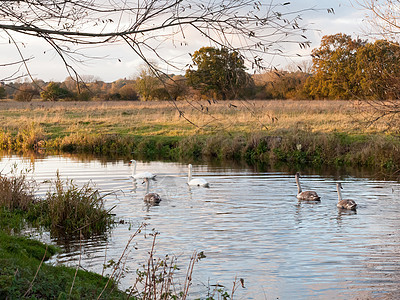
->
[[163, 75, 188, 101], [356, 0, 400, 42], [304, 34, 366, 99], [135, 66, 161, 101], [0, 85, 6, 99], [186, 47, 251, 100], [353, 1, 400, 127], [40, 82, 73, 101], [14, 85, 39, 102], [119, 84, 139, 101], [1, 1, 329, 83], [355, 40, 400, 100], [255, 71, 310, 99], [354, 39, 400, 127]]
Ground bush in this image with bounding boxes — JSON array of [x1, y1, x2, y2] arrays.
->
[[14, 86, 38, 102]]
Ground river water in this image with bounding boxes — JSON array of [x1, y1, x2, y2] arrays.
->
[[1, 154, 400, 299]]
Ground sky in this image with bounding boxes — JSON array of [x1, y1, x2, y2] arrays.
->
[[0, 0, 367, 83]]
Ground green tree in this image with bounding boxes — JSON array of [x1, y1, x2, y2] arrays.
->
[[185, 47, 251, 100], [355, 39, 400, 100], [135, 66, 161, 101], [305, 34, 366, 99], [40, 82, 73, 101]]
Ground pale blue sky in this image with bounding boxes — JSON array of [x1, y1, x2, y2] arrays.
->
[[1, 0, 366, 82]]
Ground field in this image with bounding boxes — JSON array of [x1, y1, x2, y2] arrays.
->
[[0, 99, 398, 171], [0, 99, 390, 137]]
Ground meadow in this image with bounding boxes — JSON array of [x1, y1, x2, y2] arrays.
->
[[0, 99, 399, 171], [0, 99, 387, 136]]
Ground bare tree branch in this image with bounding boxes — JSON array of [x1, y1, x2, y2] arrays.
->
[[1, 0, 325, 77]]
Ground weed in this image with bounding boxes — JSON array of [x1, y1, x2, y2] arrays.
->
[[38, 171, 114, 238], [0, 164, 36, 211]]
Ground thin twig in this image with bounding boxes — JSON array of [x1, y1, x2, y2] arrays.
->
[[69, 230, 83, 297], [24, 245, 48, 297]]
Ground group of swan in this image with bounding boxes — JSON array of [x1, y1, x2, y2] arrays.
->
[[130, 160, 209, 205], [131, 161, 356, 210], [295, 172, 357, 210]]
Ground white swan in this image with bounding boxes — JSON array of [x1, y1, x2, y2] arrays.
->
[[295, 172, 320, 201], [129, 159, 156, 180], [143, 178, 161, 205], [188, 164, 209, 187], [336, 183, 357, 210]]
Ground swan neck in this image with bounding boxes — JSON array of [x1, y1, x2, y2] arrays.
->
[[131, 160, 137, 175], [188, 165, 192, 182], [337, 184, 342, 201], [145, 179, 149, 194], [295, 174, 302, 193]]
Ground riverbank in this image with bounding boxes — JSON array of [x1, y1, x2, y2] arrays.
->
[[0, 99, 399, 172], [0, 229, 129, 299], [0, 169, 127, 299]]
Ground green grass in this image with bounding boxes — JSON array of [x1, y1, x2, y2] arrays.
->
[[0, 231, 130, 299], [0, 169, 128, 299], [0, 100, 400, 173]]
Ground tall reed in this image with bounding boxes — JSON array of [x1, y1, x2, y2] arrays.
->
[[0, 165, 36, 211], [39, 171, 114, 238]]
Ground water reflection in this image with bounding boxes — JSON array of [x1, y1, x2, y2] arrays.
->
[[1, 154, 400, 299]]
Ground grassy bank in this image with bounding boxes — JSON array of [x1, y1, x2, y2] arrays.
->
[[0, 230, 128, 299], [0, 100, 399, 172], [0, 170, 128, 299]]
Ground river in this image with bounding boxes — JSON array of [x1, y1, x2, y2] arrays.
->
[[1, 154, 400, 299]]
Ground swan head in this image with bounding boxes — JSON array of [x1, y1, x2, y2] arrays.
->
[[295, 172, 301, 178], [129, 159, 136, 165], [337, 182, 343, 189]]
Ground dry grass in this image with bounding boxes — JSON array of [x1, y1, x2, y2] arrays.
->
[[0, 99, 390, 138]]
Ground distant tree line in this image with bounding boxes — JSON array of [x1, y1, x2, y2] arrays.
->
[[1, 35, 400, 102]]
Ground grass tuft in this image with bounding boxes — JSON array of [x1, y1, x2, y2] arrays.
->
[[38, 171, 114, 238]]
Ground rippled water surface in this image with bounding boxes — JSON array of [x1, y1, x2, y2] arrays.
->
[[2, 155, 400, 299]]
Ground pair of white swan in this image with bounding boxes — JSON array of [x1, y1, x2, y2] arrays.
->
[[130, 160, 209, 203], [295, 172, 357, 210]]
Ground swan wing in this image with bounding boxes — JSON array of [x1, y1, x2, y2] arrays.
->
[[144, 193, 162, 204], [337, 199, 357, 210], [188, 178, 209, 187], [133, 172, 156, 179], [297, 191, 320, 201]]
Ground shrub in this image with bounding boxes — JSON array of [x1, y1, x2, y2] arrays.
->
[[14, 86, 39, 102]]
